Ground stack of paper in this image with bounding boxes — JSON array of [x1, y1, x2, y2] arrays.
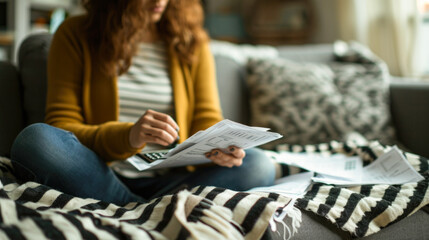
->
[[248, 146, 424, 198], [274, 146, 424, 186], [127, 119, 282, 171], [312, 146, 424, 186], [272, 151, 363, 181]]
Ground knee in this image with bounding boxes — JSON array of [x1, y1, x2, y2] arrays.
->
[[11, 123, 93, 182], [12, 123, 51, 156], [11, 123, 74, 170], [12, 123, 60, 157], [13, 123, 54, 143], [241, 148, 276, 187], [11, 123, 55, 180]]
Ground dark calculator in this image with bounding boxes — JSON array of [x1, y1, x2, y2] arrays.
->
[[137, 150, 169, 163]]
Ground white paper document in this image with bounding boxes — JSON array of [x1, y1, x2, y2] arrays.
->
[[272, 146, 424, 186], [273, 151, 363, 180], [248, 172, 314, 198], [312, 146, 424, 186], [127, 119, 282, 171]]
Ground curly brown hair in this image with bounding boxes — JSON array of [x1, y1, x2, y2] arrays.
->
[[82, 0, 207, 75]]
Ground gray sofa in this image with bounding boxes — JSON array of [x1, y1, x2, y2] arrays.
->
[[0, 33, 428, 239], [214, 42, 429, 239]]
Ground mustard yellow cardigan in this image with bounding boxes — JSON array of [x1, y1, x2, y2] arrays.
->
[[45, 16, 223, 161]]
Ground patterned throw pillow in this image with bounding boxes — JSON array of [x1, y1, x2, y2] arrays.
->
[[246, 47, 396, 149]]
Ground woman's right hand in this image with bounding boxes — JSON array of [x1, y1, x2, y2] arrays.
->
[[129, 109, 179, 148]]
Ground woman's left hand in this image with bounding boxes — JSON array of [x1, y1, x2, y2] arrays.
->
[[205, 146, 245, 168]]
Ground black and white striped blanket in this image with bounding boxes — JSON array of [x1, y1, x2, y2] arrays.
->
[[1, 140, 427, 239], [270, 140, 429, 238], [0, 157, 297, 240]]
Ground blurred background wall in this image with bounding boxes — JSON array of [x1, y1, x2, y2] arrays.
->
[[1, 0, 428, 79], [0, 0, 339, 63], [203, 0, 339, 44]]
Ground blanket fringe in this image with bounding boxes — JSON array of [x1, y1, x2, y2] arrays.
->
[[269, 198, 302, 240]]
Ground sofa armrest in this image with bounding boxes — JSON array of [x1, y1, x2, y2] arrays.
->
[[0, 61, 24, 157], [390, 79, 429, 158], [276, 44, 335, 63], [18, 33, 52, 125], [215, 55, 250, 125]]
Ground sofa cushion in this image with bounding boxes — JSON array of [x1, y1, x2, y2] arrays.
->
[[246, 43, 396, 148], [211, 39, 279, 125], [214, 55, 250, 125], [18, 33, 52, 126], [390, 80, 429, 158], [0, 62, 23, 157], [277, 43, 335, 63]]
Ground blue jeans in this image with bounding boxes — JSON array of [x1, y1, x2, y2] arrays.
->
[[11, 123, 275, 206]]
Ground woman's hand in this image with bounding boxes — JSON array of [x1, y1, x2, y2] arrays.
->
[[129, 109, 179, 148], [205, 146, 245, 168]]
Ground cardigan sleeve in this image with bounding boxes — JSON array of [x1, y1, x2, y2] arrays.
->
[[189, 41, 224, 135], [45, 17, 142, 161]]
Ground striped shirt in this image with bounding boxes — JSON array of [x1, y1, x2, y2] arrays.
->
[[114, 42, 174, 178], [118, 42, 174, 123]]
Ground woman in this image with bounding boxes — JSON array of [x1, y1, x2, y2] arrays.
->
[[11, 0, 275, 205]]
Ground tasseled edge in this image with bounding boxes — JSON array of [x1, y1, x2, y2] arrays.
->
[[269, 198, 302, 240]]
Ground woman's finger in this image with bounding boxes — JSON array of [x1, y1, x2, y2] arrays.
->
[[147, 109, 179, 132], [137, 110, 179, 144], [206, 149, 243, 167], [141, 122, 177, 142], [227, 146, 245, 159], [141, 134, 171, 146], [140, 124, 175, 145], [148, 110, 179, 132], [141, 112, 178, 137]]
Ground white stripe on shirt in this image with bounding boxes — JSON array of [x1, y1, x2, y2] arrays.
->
[[118, 42, 174, 124]]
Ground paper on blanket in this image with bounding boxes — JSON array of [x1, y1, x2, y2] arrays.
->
[[312, 146, 424, 186], [127, 119, 282, 171], [248, 172, 314, 198], [274, 151, 363, 180]]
